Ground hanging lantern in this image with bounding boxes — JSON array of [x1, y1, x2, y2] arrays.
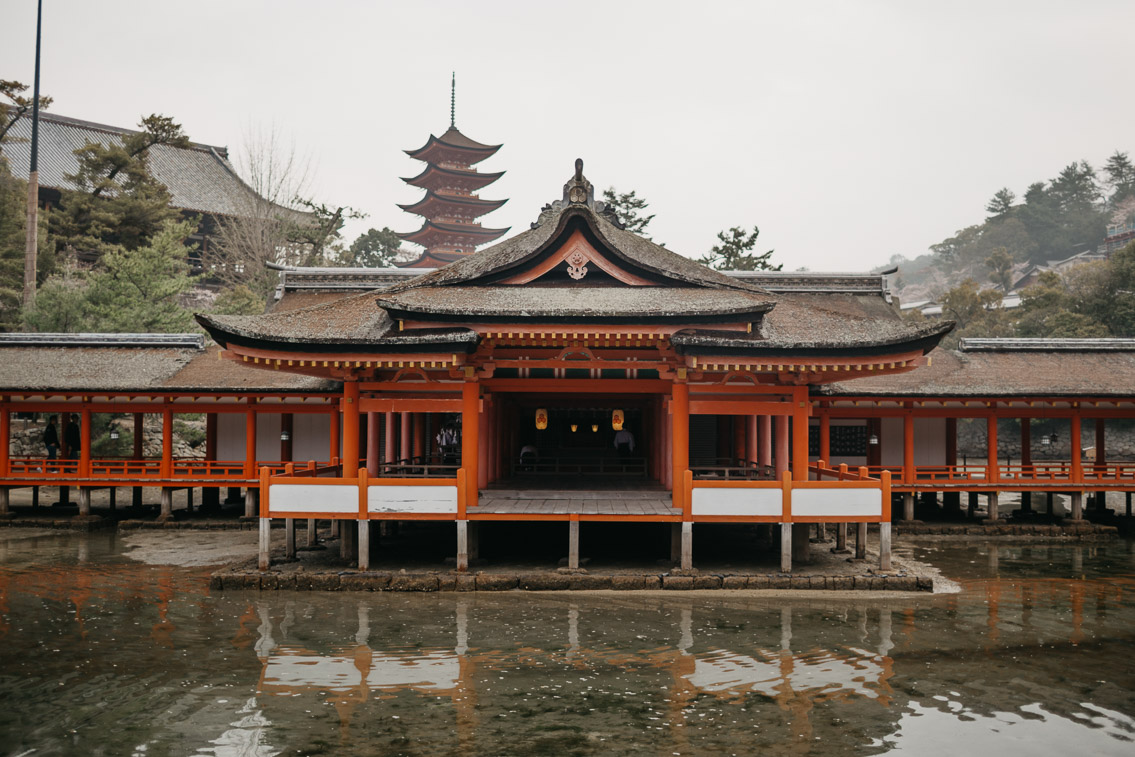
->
[[280, 430, 291, 441], [570, 424, 579, 433], [535, 408, 548, 430], [612, 409, 624, 431], [591, 424, 598, 432], [109, 428, 120, 440], [868, 434, 879, 446]]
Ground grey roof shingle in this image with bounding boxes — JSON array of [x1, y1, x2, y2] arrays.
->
[[2, 112, 263, 216]]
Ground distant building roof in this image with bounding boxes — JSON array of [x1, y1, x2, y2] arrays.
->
[[1, 111, 265, 217]]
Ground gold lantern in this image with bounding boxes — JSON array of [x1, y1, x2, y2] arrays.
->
[[570, 424, 579, 432], [591, 424, 598, 432], [612, 409, 624, 431], [535, 408, 548, 430]]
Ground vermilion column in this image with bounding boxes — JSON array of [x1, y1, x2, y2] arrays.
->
[[80, 407, 92, 478], [384, 412, 396, 465], [281, 413, 293, 462], [775, 415, 789, 478], [0, 405, 9, 477], [342, 381, 360, 477], [329, 408, 340, 463], [462, 380, 480, 511], [401, 411, 412, 462], [366, 412, 379, 476], [477, 399, 489, 488], [161, 407, 173, 479], [746, 416, 758, 465], [791, 395, 808, 481], [671, 382, 689, 510], [759, 415, 772, 469], [986, 415, 999, 483], [903, 411, 915, 485], [413, 414, 425, 459], [1070, 413, 1082, 483], [244, 403, 257, 478]]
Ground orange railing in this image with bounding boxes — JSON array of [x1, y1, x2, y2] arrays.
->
[[5, 457, 297, 483]]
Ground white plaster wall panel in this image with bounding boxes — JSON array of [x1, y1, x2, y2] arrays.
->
[[914, 417, 946, 466], [691, 487, 782, 516], [791, 488, 881, 517], [368, 485, 458, 514], [216, 412, 245, 460], [292, 413, 331, 464], [256, 413, 282, 461], [268, 484, 357, 513], [880, 417, 903, 466]]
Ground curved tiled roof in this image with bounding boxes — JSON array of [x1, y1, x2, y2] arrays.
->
[[2, 112, 267, 217]]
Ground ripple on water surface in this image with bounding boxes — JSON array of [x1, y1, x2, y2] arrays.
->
[[0, 530, 1132, 755]]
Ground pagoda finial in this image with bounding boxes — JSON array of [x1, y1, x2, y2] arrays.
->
[[450, 72, 456, 128]]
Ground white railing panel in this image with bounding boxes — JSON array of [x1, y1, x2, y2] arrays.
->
[[368, 485, 458, 514], [792, 487, 881, 517], [692, 487, 782, 516], [268, 484, 357, 514]]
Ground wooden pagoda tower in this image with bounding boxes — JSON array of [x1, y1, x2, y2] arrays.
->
[[397, 76, 509, 268]]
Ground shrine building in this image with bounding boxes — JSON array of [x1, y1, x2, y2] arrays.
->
[[0, 163, 1132, 575]]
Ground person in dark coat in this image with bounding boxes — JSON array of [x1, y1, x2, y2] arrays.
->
[[43, 416, 59, 460], [63, 413, 81, 459]]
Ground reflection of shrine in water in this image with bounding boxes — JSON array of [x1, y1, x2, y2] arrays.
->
[[249, 597, 902, 752]]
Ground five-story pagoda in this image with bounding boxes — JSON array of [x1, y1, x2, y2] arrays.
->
[[397, 76, 509, 267]]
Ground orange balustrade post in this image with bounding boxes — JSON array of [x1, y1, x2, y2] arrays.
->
[[671, 381, 689, 511], [462, 379, 480, 512], [342, 381, 360, 477]]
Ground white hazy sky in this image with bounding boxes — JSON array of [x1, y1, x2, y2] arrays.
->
[[3, 1, 1133, 271]]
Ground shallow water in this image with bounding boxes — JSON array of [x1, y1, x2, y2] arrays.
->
[[0, 532, 1132, 756]]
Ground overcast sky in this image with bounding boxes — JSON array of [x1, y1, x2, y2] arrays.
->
[[4, 1, 1133, 271]]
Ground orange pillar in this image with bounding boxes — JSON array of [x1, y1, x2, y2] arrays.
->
[[1095, 419, 1106, 470], [401, 411, 412, 462], [161, 407, 173, 479], [759, 415, 772, 469], [671, 382, 689, 510], [1070, 413, 1082, 483], [384, 412, 396, 464], [366, 412, 379, 476], [205, 413, 217, 462], [244, 403, 257, 478], [0, 405, 9, 477], [329, 408, 340, 463], [774, 416, 789, 478], [280, 413, 293, 462], [903, 410, 915, 485], [746, 415, 758, 465], [733, 416, 746, 461], [413, 414, 425, 459], [819, 412, 830, 466], [986, 415, 999, 483], [478, 398, 490, 488], [462, 380, 480, 511], [791, 393, 808, 481], [80, 407, 92, 478], [342, 381, 360, 477]]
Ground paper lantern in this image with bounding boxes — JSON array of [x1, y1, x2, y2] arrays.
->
[[612, 409, 624, 431], [591, 424, 598, 432], [570, 424, 578, 433], [535, 408, 548, 430]]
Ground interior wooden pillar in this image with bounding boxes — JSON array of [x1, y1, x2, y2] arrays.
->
[[401, 411, 412, 462], [0, 406, 9, 478], [746, 415, 758, 465], [243, 403, 257, 479], [477, 397, 490, 489], [774, 415, 789, 478], [758, 415, 772, 469], [366, 412, 379, 476], [413, 413, 425, 459], [733, 416, 746, 461], [280, 413, 293, 462], [133, 412, 144, 507], [384, 411, 396, 464], [329, 408, 340, 463], [161, 406, 173, 479], [903, 409, 915, 485], [946, 417, 957, 466], [80, 407, 92, 478], [1095, 418, 1106, 469], [671, 382, 689, 510]]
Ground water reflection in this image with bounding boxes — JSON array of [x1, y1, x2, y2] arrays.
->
[[0, 533, 1132, 755]]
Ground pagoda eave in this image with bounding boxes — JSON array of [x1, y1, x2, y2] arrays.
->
[[401, 166, 505, 192], [398, 193, 507, 219]]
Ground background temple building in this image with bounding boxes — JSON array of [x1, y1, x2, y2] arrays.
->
[[396, 80, 508, 268], [1, 110, 275, 268]]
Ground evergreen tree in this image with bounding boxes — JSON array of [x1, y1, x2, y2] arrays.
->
[[601, 187, 655, 235], [21, 261, 92, 332], [0, 158, 52, 329], [985, 187, 1016, 217], [348, 227, 403, 267], [0, 79, 52, 143], [212, 284, 267, 316], [50, 115, 189, 257], [986, 247, 1014, 291], [1104, 151, 1135, 204], [698, 226, 781, 271]]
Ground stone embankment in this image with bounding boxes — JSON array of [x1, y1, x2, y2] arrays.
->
[[209, 569, 934, 593]]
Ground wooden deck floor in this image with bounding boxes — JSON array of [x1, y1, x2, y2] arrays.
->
[[475, 489, 679, 516]]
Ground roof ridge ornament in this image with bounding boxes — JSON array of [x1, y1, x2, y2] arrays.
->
[[532, 159, 624, 229]]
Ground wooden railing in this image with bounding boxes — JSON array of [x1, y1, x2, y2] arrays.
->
[[691, 457, 776, 481], [509, 456, 647, 477]]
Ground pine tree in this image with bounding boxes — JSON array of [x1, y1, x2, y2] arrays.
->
[[601, 188, 655, 235], [985, 188, 1016, 217], [349, 227, 404, 267], [698, 226, 781, 271]]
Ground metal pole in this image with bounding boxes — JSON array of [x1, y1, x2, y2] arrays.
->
[[23, 0, 44, 310]]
